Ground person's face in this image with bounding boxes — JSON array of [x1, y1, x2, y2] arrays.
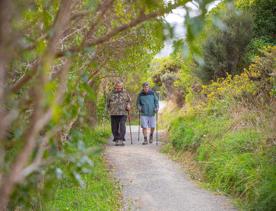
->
[[115, 83, 123, 92], [143, 85, 149, 93]]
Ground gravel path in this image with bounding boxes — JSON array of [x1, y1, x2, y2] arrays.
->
[[105, 125, 236, 211]]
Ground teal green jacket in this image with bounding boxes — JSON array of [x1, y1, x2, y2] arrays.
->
[[136, 90, 159, 116]]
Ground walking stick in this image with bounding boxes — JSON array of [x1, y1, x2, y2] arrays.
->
[[127, 111, 133, 144], [156, 110, 158, 145], [138, 110, 140, 142]]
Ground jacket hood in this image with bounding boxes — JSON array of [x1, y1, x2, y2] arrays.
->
[[139, 89, 155, 96]]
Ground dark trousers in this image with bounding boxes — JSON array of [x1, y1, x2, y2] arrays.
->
[[111, 115, 127, 142]]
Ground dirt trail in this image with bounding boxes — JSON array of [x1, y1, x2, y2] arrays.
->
[[105, 126, 236, 211]]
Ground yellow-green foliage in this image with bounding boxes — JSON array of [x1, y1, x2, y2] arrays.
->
[[235, 0, 257, 8], [202, 72, 256, 103], [166, 46, 276, 210], [202, 46, 275, 104]]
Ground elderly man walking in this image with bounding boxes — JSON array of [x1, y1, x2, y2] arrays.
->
[[136, 82, 159, 145], [107, 81, 131, 146]]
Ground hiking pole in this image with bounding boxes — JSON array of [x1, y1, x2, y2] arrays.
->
[[127, 110, 133, 144], [156, 110, 158, 145], [138, 110, 140, 142]]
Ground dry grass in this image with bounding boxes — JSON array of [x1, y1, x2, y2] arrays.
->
[[230, 98, 276, 148]]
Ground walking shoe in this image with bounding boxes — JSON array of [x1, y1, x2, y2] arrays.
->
[[115, 140, 119, 146], [118, 140, 125, 146], [142, 138, 148, 145], [149, 134, 153, 143]]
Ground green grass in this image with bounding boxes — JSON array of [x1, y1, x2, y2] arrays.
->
[[169, 112, 231, 151], [45, 126, 122, 211], [166, 108, 276, 211]]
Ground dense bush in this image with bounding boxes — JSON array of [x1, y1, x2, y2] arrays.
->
[[244, 36, 274, 63], [236, 0, 276, 42], [197, 10, 253, 82]]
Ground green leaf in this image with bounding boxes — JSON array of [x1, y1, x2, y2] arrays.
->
[[36, 39, 47, 54]]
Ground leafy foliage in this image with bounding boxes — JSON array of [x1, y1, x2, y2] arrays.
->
[[236, 0, 276, 42], [150, 56, 184, 106], [9, 125, 117, 210], [196, 10, 253, 82]]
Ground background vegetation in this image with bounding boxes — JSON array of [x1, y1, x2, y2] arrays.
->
[[153, 1, 275, 210]]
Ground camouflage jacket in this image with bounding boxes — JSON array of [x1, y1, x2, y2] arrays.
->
[[107, 90, 131, 115]]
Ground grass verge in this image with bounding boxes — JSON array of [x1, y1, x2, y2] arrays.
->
[[161, 105, 276, 211], [45, 126, 122, 211]]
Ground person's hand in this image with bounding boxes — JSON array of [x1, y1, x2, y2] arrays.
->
[[154, 107, 159, 112], [126, 105, 131, 111]]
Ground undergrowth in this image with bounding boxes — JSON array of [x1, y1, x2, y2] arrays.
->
[[45, 126, 122, 211]]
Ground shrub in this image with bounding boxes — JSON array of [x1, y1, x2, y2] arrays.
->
[[197, 10, 253, 82], [236, 0, 276, 42], [151, 56, 184, 106], [244, 36, 273, 63]]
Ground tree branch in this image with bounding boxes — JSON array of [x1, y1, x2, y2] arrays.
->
[[19, 127, 61, 180], [10, 60, 40, 93], [56, 4, 180, 58], [0, 0, 13, 141], [9, 0, 114, 94], [0, 0, 74, 208], [9, 2, 179, 94]]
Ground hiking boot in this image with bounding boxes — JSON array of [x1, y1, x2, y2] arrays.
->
[[142, 138, 148, 145], [149, 134, 153, 144]]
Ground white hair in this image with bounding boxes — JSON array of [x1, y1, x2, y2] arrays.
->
[[115, 80, 123, 86]]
